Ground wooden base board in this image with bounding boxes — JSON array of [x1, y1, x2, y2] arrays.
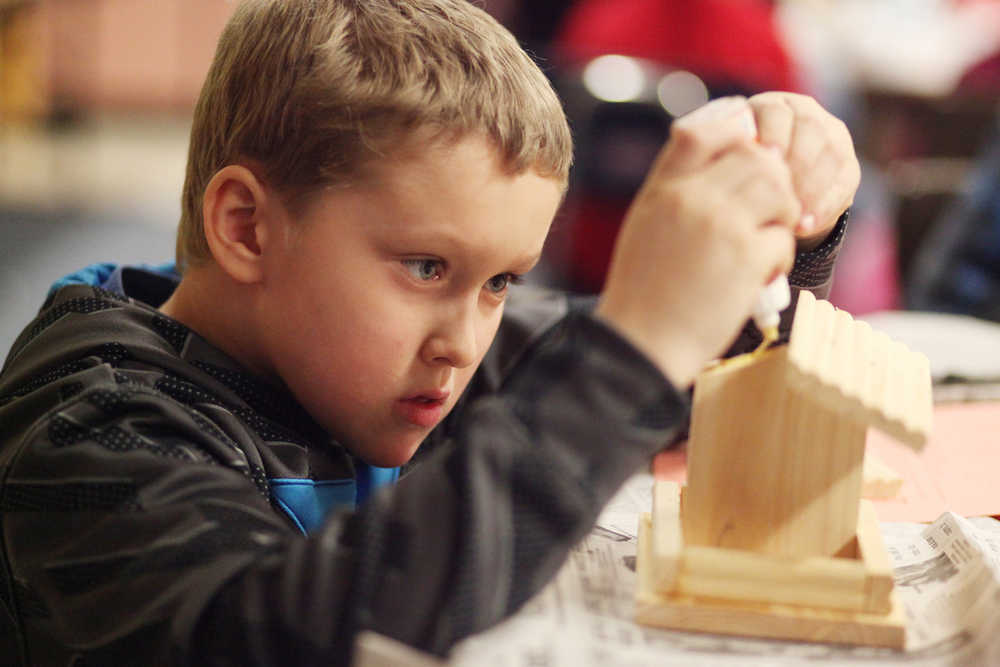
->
[[636, 513, 906, 650]]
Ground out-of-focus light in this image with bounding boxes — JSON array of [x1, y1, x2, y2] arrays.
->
[[656, 70, 709, 117], [582, 55, 646, 103]]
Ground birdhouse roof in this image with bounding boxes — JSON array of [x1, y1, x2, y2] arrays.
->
[[787, 291, 932, 449]]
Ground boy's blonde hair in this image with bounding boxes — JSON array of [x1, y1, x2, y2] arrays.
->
[[177, 0, 573, 270]]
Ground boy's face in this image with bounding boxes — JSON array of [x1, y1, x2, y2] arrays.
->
[[257, 135, 563, 467]]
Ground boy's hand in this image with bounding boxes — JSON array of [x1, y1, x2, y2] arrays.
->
[[595, 96, 803, 387], [749, 92, 860, 250]]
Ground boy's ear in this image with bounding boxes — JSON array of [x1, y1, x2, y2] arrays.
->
[[201, 165, 274, 285]]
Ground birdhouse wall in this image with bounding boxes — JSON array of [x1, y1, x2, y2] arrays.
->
[[683, 347, 867, 559]]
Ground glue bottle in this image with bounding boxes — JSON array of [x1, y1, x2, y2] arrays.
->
[[752, 274, 790, 346]]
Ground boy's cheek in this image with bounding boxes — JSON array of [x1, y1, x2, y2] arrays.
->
[[454, 366, 477, 396]]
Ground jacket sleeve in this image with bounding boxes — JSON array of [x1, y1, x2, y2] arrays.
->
[[1, 312, 687, 666]]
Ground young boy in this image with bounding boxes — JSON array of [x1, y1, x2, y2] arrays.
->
[[0, 1, 858, 665]]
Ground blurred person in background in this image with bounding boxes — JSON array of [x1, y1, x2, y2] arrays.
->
[[907, 45, 1000, 321]]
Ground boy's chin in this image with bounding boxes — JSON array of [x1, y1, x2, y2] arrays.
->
[[355, 435, 424, 469]]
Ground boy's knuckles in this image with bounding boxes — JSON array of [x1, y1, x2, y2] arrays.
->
[[751, 94, 794, 120], [794, 94, 824, 114], [748, 159, 795, 199], [757, 146, 795, 180], [735, 177, 778, 213], [792, 165, 826, 196], [829, 116, 852, 142], [642, 178, 688, 214], [793, 113, 826, 141], [666, 125, 701, 155]]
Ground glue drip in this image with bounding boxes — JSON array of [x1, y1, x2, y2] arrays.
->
[[704, 274, 791, 374]]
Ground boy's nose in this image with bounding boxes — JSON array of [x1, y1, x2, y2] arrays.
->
[[421, 307, 480, 369]]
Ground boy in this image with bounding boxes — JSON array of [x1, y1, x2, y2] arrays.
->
[[0, 0, 858, 665]]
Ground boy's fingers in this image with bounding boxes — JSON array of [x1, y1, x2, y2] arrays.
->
[[748, 92, 795, 154], [650, 96, 755, 177], [757, 223, 798, 278], [792, 136, 858, 234], [735, 147, 800, 278], [810, 172, 856, 234], [791, 141, 837, 220], [787, 114, 827, 179], [673, 95, 753, 135], [733, 174, 801, 235], [708, 143, 801, 232], [750, 91, 860, 236]]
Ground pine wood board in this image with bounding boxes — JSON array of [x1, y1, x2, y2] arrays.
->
[[636, 510, 906, 649]]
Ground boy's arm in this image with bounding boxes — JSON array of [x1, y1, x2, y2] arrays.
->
[[0, 301, 684, 665]]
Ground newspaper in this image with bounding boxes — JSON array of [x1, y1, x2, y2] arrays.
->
[[448, 474, 1000, 667]]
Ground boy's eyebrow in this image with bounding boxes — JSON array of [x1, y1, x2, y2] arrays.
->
[[383, 222, 545, 271], [516, 249, 545, 272], [503, 253, 543, 277]]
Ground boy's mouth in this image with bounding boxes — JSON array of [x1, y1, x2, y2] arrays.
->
[[396, 390, 450, 428]]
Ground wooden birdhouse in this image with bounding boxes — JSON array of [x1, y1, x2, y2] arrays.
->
[[635, 290, 932, 649]]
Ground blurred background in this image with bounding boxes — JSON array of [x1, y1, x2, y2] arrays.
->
[[2, 0, 1000, 356]]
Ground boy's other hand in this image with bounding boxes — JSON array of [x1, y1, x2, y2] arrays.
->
[[749, 92, 860, 250], [594, 96, 808, 387]]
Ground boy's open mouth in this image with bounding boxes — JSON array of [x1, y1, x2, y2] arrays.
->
[[396, 391, 450, 428]]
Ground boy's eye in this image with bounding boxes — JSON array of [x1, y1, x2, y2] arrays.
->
[[402, 259, 443, 282], [485, 273, 522, 295]]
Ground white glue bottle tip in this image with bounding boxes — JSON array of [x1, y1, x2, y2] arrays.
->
[[752, 274, 790, 333]]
